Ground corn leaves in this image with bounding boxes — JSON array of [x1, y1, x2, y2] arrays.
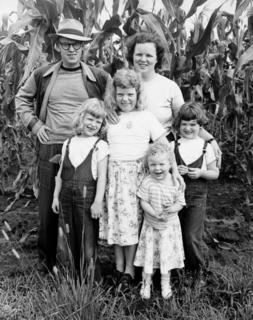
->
[[161, 0, 176, 19], [185, 0, 208, 20], [186, 5, 222, 59], [237, 44, 253, 70], [233, 0, 251, 22], [123, 8, 175, 70]]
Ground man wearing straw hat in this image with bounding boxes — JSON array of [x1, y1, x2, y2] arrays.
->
[[15, 19, 110, 273]]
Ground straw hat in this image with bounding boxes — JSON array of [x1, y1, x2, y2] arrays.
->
[[53, 19, 92, 42]]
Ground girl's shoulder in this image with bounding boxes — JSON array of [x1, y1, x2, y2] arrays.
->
[[94, 139, 109, 157], [96, 139, 109, 150], [158, 174, 176, 188], [141, 175, 153, 186]]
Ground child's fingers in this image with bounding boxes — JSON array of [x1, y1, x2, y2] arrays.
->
[[91, 207, 101, 219], [188, 172, 197, 179], [91, 212, 99, 219], [52, 202, 59, 214], [53, 207, 59, 214]]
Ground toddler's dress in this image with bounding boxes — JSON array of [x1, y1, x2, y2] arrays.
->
[[134, 175, 185, 274]]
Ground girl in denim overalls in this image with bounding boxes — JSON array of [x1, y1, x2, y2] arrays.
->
[[52, 98, 109, 279], [172, 102, 219, 275]]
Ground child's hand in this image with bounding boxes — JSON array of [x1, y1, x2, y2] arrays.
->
[[91, 201, 103, 219], [158, 214, 168, 221], [157, 211, 169, 221], [162, 204, 175, 215], [188, 167, 202, 179], [52, 197, 60, 214], [178, 165, 188, 176]]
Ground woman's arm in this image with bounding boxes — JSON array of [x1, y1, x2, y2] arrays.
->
[[199, 128, 222, 168], [91, 156, 108, 219], [106, 110, 119, 124], [198, 127, 213, 140]]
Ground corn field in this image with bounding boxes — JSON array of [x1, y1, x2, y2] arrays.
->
[[0, 0, 252, 208]]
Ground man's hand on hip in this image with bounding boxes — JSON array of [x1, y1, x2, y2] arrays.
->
[[37, 125, 51, 144]]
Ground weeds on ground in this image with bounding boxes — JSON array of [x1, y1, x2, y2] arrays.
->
[[0, 219, 252, 319], [0, 256, 252, 319]]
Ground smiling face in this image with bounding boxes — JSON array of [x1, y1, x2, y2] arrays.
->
[[80, 113, 103, 137], [179, 119, 201, 139], [57, 37, 84, 68], [116, 87, 137, 113], [148, 153, 171, 181], [133, 42, 157, 76]]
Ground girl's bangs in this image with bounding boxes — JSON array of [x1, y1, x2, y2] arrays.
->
[[181, 108, 199, 121], [86, 104, 106, 119], [181, 114, 198, 121]]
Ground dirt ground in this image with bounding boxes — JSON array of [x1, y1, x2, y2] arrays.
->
[[0, 180, 252, 279]]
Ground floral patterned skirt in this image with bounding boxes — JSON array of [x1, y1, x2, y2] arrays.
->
[[134, 216, 185, 274], [100, 159, 146, 246]]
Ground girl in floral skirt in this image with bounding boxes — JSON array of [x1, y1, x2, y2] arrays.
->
[[103, 68, 181, 291]]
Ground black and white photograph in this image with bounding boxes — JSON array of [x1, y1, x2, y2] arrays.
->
[[0, 0, 252, 318]]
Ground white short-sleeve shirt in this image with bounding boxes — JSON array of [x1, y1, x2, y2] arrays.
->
[[142, 73, 184, 132], [61, 136, 109, 179], [171, 137, 216, 170], [107, 110, 165, 161]]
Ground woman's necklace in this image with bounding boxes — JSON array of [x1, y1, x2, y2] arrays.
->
[[121, 112, 134, 129]]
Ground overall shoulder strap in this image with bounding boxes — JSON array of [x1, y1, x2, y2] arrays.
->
[[93, 138, 101, 150], [202, 141, 208, 154]]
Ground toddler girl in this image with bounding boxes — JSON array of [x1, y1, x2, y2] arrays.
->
[[134, 142, 185, 299], [52, 98, 109, 279], [104, 68, 175, 291], [172, 102, 219, 274]]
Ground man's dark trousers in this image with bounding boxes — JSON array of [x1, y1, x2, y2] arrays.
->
[[38, 143, 62, 270]]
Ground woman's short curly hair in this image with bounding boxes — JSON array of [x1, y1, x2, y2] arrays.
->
[[173, 101, 208, 131], [109, 68, 146, 112], [126, 32, 165, 70], [72, 98, 107, 137]]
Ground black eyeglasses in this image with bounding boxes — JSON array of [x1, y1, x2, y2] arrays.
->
[[59, 41, 83, 50]]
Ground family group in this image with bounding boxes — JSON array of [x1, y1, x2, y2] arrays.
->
[[15, 19, 220, 300]]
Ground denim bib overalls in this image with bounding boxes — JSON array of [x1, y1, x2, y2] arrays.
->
[[60, 138, 100, 276], [175, 139, 208, 272]]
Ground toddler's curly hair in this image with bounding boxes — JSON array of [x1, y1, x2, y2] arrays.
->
[[145, 141, 173, 168]]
